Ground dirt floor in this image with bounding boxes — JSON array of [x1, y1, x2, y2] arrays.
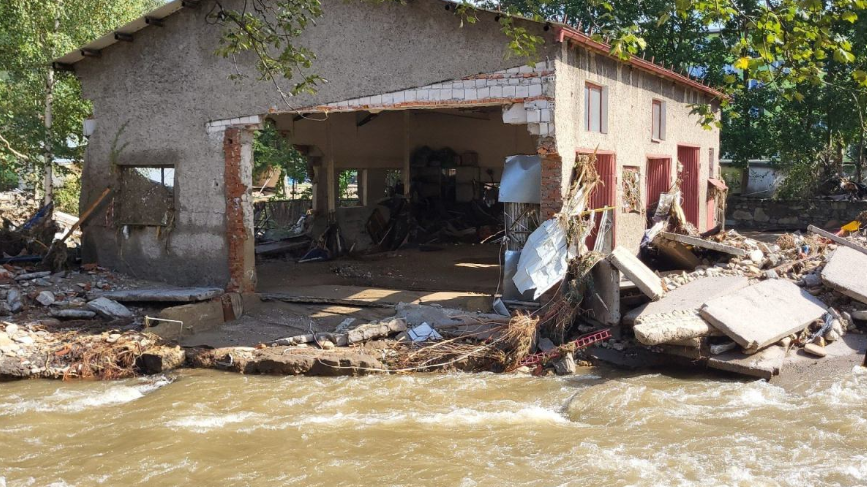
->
[[183, 243, 503, 348], [257, 243, 502, 295]]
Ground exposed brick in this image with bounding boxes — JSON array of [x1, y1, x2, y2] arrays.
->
[[223, 128, 253, 293]]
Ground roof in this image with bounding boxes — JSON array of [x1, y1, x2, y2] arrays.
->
[[53, 0, 725, 99], [53, 0, 185, 67]]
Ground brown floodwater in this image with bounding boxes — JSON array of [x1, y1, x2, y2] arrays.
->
[[2, 367, 867, 486]]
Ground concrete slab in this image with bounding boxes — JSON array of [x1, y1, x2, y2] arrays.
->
[[624, 276, 750, 325], [607, 247, 664, 301], [93, 287, 223, 303], [632, 311, 724, 346], [821, 246, 867, 304], [659, 232, 747, 257], [700, 279, 827, 350], [707, 345, 787, 380], [587, 260, 621, 325]]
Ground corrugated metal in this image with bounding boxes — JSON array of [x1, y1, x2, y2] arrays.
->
[[646, 158, 671, 210], [678, 146, 701, 227], [587, 154, 617, 249]]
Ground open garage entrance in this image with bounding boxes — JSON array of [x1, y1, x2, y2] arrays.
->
[[251, 106, 542, 305]]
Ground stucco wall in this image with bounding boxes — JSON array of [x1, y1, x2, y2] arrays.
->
[[74, 0, 554, 286], [554, 45, 721, 252]]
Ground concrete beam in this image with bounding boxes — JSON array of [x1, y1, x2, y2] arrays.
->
[[659, 232, 747, 257]]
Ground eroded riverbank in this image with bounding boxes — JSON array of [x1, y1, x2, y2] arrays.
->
[[2, 367, 867, 486]]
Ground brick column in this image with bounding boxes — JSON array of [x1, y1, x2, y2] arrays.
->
[[223, 128, 256, 293], [540, 153, 563, 219]]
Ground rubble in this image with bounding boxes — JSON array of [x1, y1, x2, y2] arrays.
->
[[821, 247, 867, 304]]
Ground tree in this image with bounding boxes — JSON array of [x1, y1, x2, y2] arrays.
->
[[0, 0, 161, 204]]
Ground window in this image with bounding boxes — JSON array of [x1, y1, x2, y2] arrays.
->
[[119, 166, 175, 226], [651, 99, 666, 141], [339, 169, 361, 207], [585, 83, 607, 133], [709, 148, 716, 178]]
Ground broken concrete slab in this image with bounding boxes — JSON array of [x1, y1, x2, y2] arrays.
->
[[587, 260, 621, 325], [86, 297, 133, 319], [700, 279, 827, 350], [633, 311, 724, 345], [657, 343, 703, 360], [137, 346, 186, 374], [707, 345, 787, 380], [607, 246, 664, 301], [808, 225, 867, 257], [659, 232, 747, 257], [624, 276, 750, 326], [149, 300, 226, 340], [821, 246, 867, 304], [93, 287, 223, 303]]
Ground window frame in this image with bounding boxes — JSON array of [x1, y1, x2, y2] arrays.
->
[[651, 99, 666, 142], [584, 82, 605, 133]]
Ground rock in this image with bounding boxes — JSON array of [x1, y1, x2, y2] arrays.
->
[[106, 333, 121, 343], [803, 343, 827, 358], [36, 291, 55, 306], [0, 332, 11, 347], [321, 340, 335, 350], [50, 308, 97, 319], [553, 353, 576, 375], [825, 330, 841, 343], [852, 310, 867, 321], [803, 273, 822, 287], [749, 249, 764, 263], [86, 297, 133, 319], [764, 270, 779, 280], [779, 337, 792, 349], [12, 334, 34, 345], [709, 341, 737, 355], [537, 337, 556, 353], [0, 343, 20, 354], [5, 323, 19, 335]]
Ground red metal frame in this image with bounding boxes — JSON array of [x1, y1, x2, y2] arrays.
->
[[519, 328, 612, 369], [678, 145, 701, 227], [585, 152, 617, 249], [646, 157, 672, 211]]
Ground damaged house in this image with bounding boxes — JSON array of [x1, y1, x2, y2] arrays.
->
[[53, 0, 722, 293]]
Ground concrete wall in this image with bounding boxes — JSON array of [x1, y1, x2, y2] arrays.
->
[[554, 45, 721, 252], [726, 197, 867, 231], [74, 0, 554, 286]]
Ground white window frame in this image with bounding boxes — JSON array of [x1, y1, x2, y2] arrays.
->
[[651, 99, 666, 142], [584, 82, 608, 134]]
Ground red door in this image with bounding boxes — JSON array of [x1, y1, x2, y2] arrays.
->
[[587, 153, 617, 250], [646, 158, 672, 212], [706, 192, 716, 231], [678, 146, 700, 227]]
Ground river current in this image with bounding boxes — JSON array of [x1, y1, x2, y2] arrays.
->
[[2, 367, 867, 486]]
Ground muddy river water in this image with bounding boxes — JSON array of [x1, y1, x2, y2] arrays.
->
[[2, 367, 867, 486]]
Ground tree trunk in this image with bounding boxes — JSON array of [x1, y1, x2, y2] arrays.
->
[[858, 131, 864, 184], [43, 64, 55, 206], [43, 11, 60, 207]]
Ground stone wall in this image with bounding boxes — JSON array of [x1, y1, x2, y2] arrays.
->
[[726, 197, 867, 230]]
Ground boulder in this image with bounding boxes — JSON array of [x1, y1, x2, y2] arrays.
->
[[86, 297, 133, 319]]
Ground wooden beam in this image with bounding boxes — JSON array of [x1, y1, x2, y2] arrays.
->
[[808, 225, 867, 257]]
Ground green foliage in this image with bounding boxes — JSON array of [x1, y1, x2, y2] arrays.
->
[[0, 0, 161, 192], [253, 121, 308, 198], [54, 167, 81, 215]]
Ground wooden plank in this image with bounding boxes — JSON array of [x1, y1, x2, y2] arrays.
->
[[807, 225, 867, 257], [659, 232, 747, 257]]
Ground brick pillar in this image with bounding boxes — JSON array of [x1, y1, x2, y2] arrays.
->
[[540, 153, 563, 219], [223, 128, 256, 293]]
